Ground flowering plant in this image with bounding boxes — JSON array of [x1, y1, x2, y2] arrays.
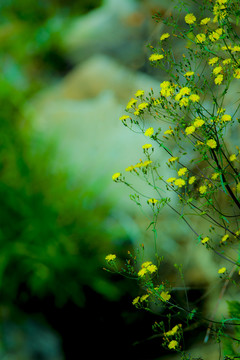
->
[[108, 0, 240, 358]]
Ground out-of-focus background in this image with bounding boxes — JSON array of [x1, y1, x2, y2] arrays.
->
[[0, 0, 237, 359]]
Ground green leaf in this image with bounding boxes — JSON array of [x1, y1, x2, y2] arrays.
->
[[227, 300, 240, 320]]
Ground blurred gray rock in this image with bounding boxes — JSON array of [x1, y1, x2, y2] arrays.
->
[[29, 54, 167, 211], [0, 319, 63, 360], [63, 0, 173, 72]]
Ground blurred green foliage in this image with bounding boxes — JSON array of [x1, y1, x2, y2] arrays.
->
[[0, 0, 102, 89], [0, 0, 127, 308]]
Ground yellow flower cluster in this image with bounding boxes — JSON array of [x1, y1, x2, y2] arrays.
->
[[132, 294, 150, 305], [165, 324, 181, 337], [213, 0, 227, 22], [185, 117, 205, 135], [126, 98, 137, 109], [125, 159, 152, 172], [160, 81, 176, 97], [138, 261, 158, 277], [209, 28, 223, 42]]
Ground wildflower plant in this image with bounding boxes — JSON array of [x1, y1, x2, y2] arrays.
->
[[107, 0, 240, 358]]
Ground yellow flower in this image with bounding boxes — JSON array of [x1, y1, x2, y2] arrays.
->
[[215, 74, 223, 85], [132, 296, 140, 305], [211, 172, 220, 180], [167, 177, 176, 183], [234, 69, 240, 79], [134, 109, 140, 116], [135, 90, 144, 97], [138, 268, 148, 277], [184, 71, 194, 77], [160, 81, 175, 97], [142, 261, 152, 268], [179, 86, 191, 96], [185, 125, 195, 135], [160, 33, 170, 41], [138, 102, 149, 110], [125, 165, 134, 172], [168, 340, 178, 349], [221, 234, 229, 242], [229, 154, 237, 162], [144, 127, 154, 137], [206, 139, 217, 149], [119, 115, 130, 121], [221, 114, 232, 122], [185, 13, 196, 24], [208, 57, 219, 66], [222, 58, 231, 65], [165, 325, 179, 337], [199, 185, 207, 194], [112, 172, 121, 181], [231, 45, 240, 52], [193, 118, 204, 127], [148, 198, 158, 204], [174, 178, 186, 187], [126, 98, 137, 109], [160, 81, 171, 89], [168, 156, 178, 163], [209, 30, 221, 42], [189, 94, 200, 102], [147, 264, 158, 273], [201, 237, 209, 244], [218, 267, 226, 274], [164, 129, 174, 135], [105, 254, 117, 261], [179, 97, 189, 107], [140, 294, 149, 302], [133, 161, 143, 169], [160, 291, 171, 302], [213, 66, 223, 75], [175, 93, 182, 102], [217, 107, 225, 114], [200, 17, 211, 25], [189, 176, 196, 184], [161, 87, 175, 97], [195, 33, 206, 43], [142, 144, 152, 149], [178, 167, 188, 177], [149, 54, 164, 61], [153, 98, 161, 105]]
